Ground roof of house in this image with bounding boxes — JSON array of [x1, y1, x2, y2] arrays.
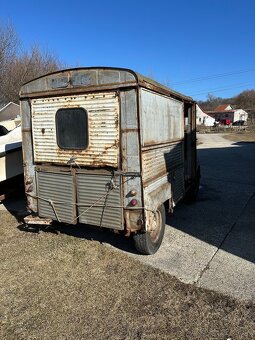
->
[[206, 110, 234, 114], [214, 104, 232, 111], [0, 102, 20, 112]]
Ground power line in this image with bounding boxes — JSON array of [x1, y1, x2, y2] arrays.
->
[[172, 68, 255, 86], [188, 81, 255, 97]]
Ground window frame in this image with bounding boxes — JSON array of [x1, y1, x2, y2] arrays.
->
[[55, 107, 89, 150]]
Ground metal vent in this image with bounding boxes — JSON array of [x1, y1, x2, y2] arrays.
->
[[37, 171, 76, 224], [76, 173, 123, 230]]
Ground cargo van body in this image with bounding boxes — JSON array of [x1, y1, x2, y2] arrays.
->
[[20, 67, 199, 254]]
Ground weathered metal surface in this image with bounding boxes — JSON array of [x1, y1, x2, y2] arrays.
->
[[140, 89, 185, 213], [120, 89, 144, 231], [142, 141, 184, 186], [144, 176, 171, 211], [31, 92, 119, 167], [140, 89, 184, 146], [76, 173, 123, 229], [20, 67, 193, 103], [20, 68, 137, 96], [170, 167, 185, 204], [21, 99, 37, 213], [37, 170, 76, 224], [143, 166, 184, 212], [20, 83, 137, 100]]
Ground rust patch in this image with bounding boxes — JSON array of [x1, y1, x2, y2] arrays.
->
[[124, 209, 144, 232]]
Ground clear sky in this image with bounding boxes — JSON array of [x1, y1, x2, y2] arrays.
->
[[1, 0, 255, 100]]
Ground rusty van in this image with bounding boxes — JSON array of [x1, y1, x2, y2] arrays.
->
[[20, 67, 200, 254]]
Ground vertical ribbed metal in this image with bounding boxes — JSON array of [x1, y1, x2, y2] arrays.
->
[[76, 173, 123, 229], [171, 167, 185, 204], [37, 171, 76, 224]]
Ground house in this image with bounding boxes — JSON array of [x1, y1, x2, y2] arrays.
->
[[196, 104, 215, 126], [206, 104, 248, 123], [0, 102, 20, 130], [0, 102, 20, 122]]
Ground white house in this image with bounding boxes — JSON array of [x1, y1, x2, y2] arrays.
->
[[196, 104, 215, 126], [0, 102, 20, 130], [0, 102, 20, 122], [206, 104, 248, 123]]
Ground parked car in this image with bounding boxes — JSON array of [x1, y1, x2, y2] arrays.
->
[[220, 118, 231, 125], [232, 120, 245, 126]]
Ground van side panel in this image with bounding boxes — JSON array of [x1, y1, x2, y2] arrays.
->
[[140, 89, 185, 212], [140, 89, 184, 146]]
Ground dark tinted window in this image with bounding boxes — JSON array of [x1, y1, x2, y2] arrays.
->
[[56, 108, 88, 149]]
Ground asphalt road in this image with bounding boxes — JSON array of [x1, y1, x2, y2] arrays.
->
[[134, 133, 255, 301]]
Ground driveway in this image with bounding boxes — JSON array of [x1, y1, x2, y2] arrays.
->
[[133, 133, 255, 301]]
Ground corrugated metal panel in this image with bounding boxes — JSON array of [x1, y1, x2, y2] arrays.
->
[[142, 142, 184, 185], [171, 167, 184, 204], [37, 171, 76, 224], [76, 173, 123, 230], [31, 92, 119, 167], [140, 89, 184, 146]]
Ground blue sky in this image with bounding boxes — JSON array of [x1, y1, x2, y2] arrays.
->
[[1, 0, 255, 100]]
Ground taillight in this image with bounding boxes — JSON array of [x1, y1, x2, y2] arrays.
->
[[130, 199, 138, 206]]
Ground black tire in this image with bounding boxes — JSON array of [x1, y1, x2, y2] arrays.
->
[[0, 125, 9, 136], [133, 204, 165, 255]]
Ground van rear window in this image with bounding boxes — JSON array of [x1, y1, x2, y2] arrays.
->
[[56, 108, 88, 150]]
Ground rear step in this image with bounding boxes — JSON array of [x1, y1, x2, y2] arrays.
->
[[24, 215, 53, 226]]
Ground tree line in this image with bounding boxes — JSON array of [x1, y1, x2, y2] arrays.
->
[[0, 22, 62, 107], [198, 90, 255, 113]]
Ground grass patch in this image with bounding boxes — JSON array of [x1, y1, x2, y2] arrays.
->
[[223, 131, 255, 142], [0, 211, 254, 339]]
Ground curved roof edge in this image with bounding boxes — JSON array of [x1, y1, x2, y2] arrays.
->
[[20, 66, 194, 102]]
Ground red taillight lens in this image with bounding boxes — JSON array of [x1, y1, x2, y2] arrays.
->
[[131, 199, 137, 206]]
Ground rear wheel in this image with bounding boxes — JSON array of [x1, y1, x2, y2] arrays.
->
[[133, 204, 165, 255]]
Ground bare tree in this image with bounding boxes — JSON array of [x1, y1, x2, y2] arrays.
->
[[0, 23, 62, 106], [234, 90, 255, 110], [0, 22, 19, 67]]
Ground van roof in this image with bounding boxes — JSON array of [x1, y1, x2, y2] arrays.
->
[[20, 67, 194, 102]]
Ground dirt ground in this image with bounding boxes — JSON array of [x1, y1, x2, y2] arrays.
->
[[0, 210, 254, 340]]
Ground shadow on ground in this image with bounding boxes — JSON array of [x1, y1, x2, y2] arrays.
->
[[18, 222, 140, 254], [167, 141, 255, 264]]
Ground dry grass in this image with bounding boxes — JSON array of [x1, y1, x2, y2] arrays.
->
[[223, 130, 255, 142], [0, 210, 254, 340]]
